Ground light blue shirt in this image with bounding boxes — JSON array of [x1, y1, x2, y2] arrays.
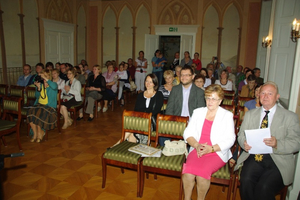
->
[[181, 84, 192, 117], [17, 74, 32, 86]]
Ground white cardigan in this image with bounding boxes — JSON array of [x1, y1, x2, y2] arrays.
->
[[65, 78, 82, 102], [183, 107, 236, 162]]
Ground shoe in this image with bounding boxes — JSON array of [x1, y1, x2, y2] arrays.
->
[[88, 117, 94, 121], [97, 106, 101, 112], [76, 116, 83, 121], [36, 138, 41, 143], [120, 99, 124, 106], [30, 138, 36, 142], [102, 107, 108, 112], [67, 119, 73, 126], [62, 123, 69, 129]]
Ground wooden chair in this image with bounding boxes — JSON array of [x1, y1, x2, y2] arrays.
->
[[235, 97, 254, 133], [68, 84, 86, 126], [0, 84, 8, 98], [221, 104, 236, 115], [223, 90, 235, 100], [25, 86, 36, 106], [9, 85, 25, 99], [101, 110, 152, 197], [138, 114, 189, 199], [150, 99, 169, 142], [0, 97, 23, 151]]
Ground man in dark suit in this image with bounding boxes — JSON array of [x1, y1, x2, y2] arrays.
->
[[235, 81, 300, 200], [253, 67, 264, 85], [59, 63, 69, 82], [166, 65, 205, 117]]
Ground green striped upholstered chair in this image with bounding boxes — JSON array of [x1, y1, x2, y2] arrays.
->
[[68, 84, 85, 126], [138, 114, 189, 199], [101, 110, 152, 197], [25, 86, 36, 106], [0, 97, 23, 151], [0, 84, 8, 98], [235, 97, 253, 133]]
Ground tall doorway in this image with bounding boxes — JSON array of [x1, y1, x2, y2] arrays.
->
[[159, 36, 180, 70]]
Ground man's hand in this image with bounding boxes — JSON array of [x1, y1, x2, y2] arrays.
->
[[263, 136, 277, 148], [244, 141, 252, 152]]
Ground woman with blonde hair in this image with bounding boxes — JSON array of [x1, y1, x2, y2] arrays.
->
[[27, 69, 58, 142], [158, 70, 174, 100]]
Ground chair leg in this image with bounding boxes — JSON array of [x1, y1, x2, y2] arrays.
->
[[73, 111, 77, 126], [227, 176, 234, 200], [45, 130, 48, 141], [280, 186, 288, 200], [154, 173, 157, 180], [94, 101, 98, 118], [102, 158, 107, 188], [232, 175, 238, 200], [16, 129, 22, 151], [1, 136, 7, 146], [121, 168, 125, 174], [139, 168, 145, 197], [57, 113, 61, 134]]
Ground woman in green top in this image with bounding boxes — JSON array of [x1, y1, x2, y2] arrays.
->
[[27, 69, 58, 143]]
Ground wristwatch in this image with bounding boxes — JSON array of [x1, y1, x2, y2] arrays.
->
[[211, 146, 215, 153]]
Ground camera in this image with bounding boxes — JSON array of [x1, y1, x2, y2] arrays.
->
[[214, 56, 218, 60], [35, 75, 44, 83]]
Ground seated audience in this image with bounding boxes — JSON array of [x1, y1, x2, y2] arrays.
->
[[180, 51, 193, 67], [215, 69, 233, 91], [74, 66, 86, 85], [238, 69, 254, 91], [60, 68, 82, 129], [46, 62, 54, 70], [134, 74, 164, 143], [78, 65, 106, 121], [158, 70, 174, 99], [253, 67, 264, 85], [52, 68, 65, 97], [27, 69, 58, 143], [194, 74, 205, 90], [102, 62, 118, 112], [240, 75, 257, 98], [17, 64, 32, 86], [182, 84, 235, 200], [59, 63, 69, 82], [192, 52, 202, 74], [200, 68, 211, 88], [84, 64, 91, 75], [170, 52, 180, 72], [78, 63, 88, 81], [27, 63, 45, 86], [207, 68, 216, 84], [55, 62, 61, 69], [116, 63, 129, 106], [173, 65, 182, 85]]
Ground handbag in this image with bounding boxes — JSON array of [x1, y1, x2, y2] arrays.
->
[[62, 94, 74, 102], [162, 140, 187, 156]]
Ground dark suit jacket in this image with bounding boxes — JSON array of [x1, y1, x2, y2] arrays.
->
[[165, 83, 206, 117], [235, 105, 300, 185]]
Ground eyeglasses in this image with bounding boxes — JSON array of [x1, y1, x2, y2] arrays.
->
[[180, 74, 192, 77], [205, 97, 220, 102]]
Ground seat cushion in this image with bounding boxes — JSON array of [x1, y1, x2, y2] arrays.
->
[[103, 141, 141, 164], [211, 163, 231, 180], [151, 131, 156, 138], [0, 120, 16, 131], [142, 146, 185, 171]]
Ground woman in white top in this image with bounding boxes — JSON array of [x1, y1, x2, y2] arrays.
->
[[134, 51, 148, 93], [52, 69, 65, 97], [215, 69, 233, 91], [60, 68, 82, 129]]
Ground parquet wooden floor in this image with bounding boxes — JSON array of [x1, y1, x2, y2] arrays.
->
[[0, 93, 277, 200]]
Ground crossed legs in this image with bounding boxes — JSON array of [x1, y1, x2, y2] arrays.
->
[[182, 173, 210, 200], [29, 122, 45, 142]]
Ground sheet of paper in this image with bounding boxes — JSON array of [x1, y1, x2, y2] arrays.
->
[[245, 128, 273, 154]]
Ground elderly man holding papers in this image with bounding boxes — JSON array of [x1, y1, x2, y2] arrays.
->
[[235, 81, 300, 200]]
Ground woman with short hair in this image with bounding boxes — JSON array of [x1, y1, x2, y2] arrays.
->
[[215, 69, 233, 91], [158, 70, 174, 100], [182, 84, 235, 200]]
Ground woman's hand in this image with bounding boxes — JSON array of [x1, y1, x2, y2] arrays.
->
[[89, 86, 95, 91], [34, 81, 41, 89], [198, 143, 212, 157], [64, 85, 70, 93]]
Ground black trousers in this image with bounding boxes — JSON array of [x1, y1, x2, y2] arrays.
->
[[240, 154, 285, 200]]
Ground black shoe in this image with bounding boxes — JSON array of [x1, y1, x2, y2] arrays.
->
[[76, 116, 83, 121], [88, 117, 94, 122]]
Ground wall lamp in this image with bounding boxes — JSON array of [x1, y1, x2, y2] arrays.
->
[[262, 36, 272, 48], [291, 18, 300, 42]]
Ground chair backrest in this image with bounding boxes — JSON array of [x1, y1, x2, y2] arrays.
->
[[237, 96, 254, 107], [222, 98, 234, 106], [223, 90, 235, 100], [161, 99, 168, 113], [0, 84, 8, 96], [25, 86, 36, 106], [57, 89, 62, 107], [10, 85, 25, 98], [121, 110, 152, 145], [2, 96, 22, 120], [155, 114, 189, 147], [81, 84, 86, 101]]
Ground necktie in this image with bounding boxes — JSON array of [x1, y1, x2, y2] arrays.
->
[[255, 111, 270, 162]]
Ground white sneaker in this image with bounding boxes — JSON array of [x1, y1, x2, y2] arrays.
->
[[97, 106, 101, 112], [102, 107, 108, 112]]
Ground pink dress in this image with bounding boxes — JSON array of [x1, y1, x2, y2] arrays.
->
[[182, 119, 225, 179]]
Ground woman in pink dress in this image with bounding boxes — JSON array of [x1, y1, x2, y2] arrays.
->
[[182, 84, 235, 200]]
